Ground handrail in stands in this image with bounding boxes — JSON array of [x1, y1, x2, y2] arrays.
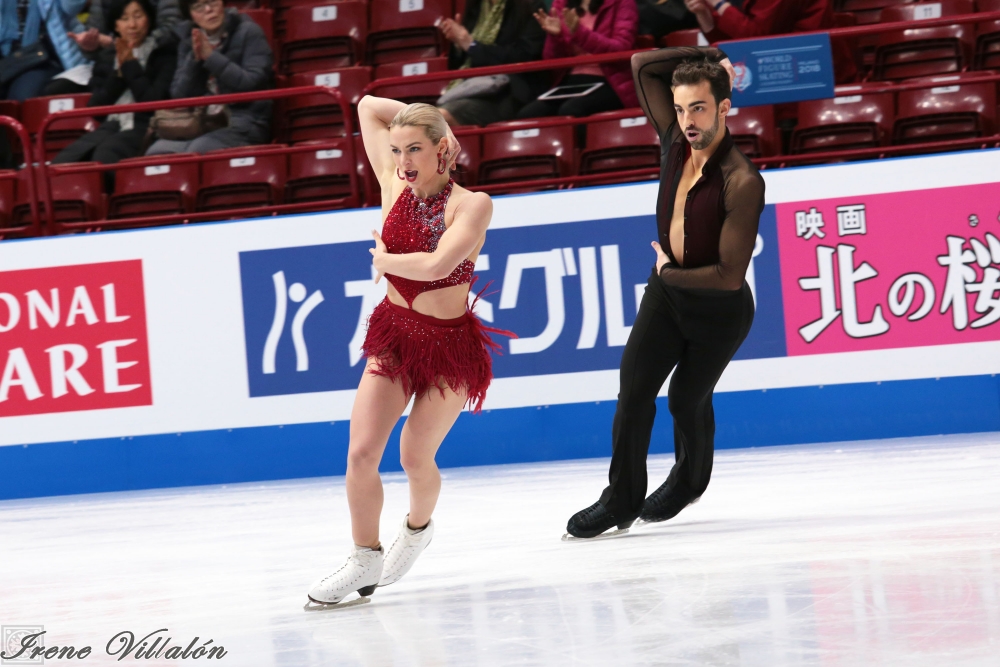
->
[[35, 86, 359, 232], [0, 116, 39, 237]]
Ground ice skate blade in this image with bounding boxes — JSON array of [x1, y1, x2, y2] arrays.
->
[[561, 527, 629, 542], [303, 595, 371, 612]]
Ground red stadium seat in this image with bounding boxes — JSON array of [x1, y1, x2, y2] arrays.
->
[[366, 0, 450, 65], [579, 111, 660, 177], [108, 156, 199, 220], [873, 1, 977, 80], [0, 169, 17, 230], [21, 95, 97, 161], [478, 119, 575, 188], [286, 139, 361, 208], [197, 146, 288, 213], [836, 0, 913, 25], [450, 127, 481, 187], [280, 3, 366, 74], [633, 34, 656, 49], [726, 105, 778, 158], [280, 67, 371, 142], [974, 0, 1000, 70], [892, 76, 997, 143], [19, 165, 104, 228], [373, 58, 449, 105], [791, 90, 894, 153], [660, 29, 708, 48], [240, 8, 275, 55], [0, 100, 23, 163], [355, 133, 381, 206]]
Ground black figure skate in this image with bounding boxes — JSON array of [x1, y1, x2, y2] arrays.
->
[[563, 501, 635, 541]]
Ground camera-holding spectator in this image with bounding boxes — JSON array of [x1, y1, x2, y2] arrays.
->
[[0, 0, 88, 101], [52, 0, 177, 165], [684, 0, 857, 82], [435, 0, 548, 126], [517, 0, 638, 119], [47, 0, 181, 95], [146, 0, 273, 155]]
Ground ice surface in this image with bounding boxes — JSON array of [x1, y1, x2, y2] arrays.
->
[[2, 433, 999, 666]]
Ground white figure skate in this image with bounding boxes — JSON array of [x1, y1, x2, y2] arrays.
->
[[307, 545, 383, 605], [378, 515, 434, 587]]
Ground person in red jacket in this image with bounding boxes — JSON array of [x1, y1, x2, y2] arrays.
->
[[683, 0, 857, 83], [517, 0, 639, 118]]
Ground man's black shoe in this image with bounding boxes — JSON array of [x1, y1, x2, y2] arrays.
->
[[565, 501, 635, 539], [639, 480, 697, 523]]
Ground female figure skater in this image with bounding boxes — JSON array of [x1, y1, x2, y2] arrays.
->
[[307, 98, 509, 605]]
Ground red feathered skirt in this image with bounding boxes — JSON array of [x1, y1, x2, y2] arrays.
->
[[362, 297, 514, 413]]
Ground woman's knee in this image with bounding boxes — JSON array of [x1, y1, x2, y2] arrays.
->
[[399, 446, 436, 477], [347, 441, 383, 472]]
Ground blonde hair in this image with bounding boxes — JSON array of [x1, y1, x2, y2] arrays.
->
[[388, 103, 448, 145]]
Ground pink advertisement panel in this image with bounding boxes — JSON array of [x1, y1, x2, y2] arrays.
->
[[777, 181, 1000, 357]]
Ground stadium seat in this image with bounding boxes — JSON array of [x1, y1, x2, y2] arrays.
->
[[791, 91, 894, 153], [660, 29, 708, 48], [366, 0, 450, 65], [355, 133, 381, 206], [974, 0, 1000, 70], [478, 119, 575, 188], [280, 67, 371, 142], [892, 76, 997, 144], [373, 58, 449, 105], [0, 170, 16, 230], [0, 100, 23, 163], [579, 111, 660, 177], [286, 139, 361, 208], [108, 156, 200, 220], [873, 1, 977, 80], [240, 8, 275, 56], [836, 0, 914, 25], [21, 95, 96, 161], [197, 146, 288, 213], [726, 105, 778, 158], [450, 127, 481, 187], [634, 34, 656, 49], [18, 164, 104, 228], [280, 3, 366, 74]]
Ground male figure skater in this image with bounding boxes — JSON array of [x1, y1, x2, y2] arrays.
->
[[566, 46, 764, 538]]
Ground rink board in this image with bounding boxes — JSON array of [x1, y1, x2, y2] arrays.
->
[[1, 149, 1000, 499]]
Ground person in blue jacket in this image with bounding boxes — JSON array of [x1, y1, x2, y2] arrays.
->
[[0, 0, 88, 101]]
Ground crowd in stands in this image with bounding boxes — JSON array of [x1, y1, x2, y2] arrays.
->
[[0, 0, 999, 231]]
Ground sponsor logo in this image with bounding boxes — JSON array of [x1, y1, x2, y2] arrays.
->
[[0, 261, 152, 418], [732, 61, 753, 92]]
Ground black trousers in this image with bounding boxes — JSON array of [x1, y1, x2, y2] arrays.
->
[[52, 121, 147, 166], [599, 269, 755, 519]]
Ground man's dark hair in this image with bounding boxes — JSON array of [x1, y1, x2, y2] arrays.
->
[[672, 60, 732, 105], [108, 0, 157, 32]]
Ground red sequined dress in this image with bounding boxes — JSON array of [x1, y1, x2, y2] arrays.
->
[[362, 179, 514, 413]]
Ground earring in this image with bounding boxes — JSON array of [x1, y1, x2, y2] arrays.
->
[[436, 152, 447, 174], [396, 167, 405, 180]]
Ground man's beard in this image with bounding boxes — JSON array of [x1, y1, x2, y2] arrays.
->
[[688, 115, 721, 150]]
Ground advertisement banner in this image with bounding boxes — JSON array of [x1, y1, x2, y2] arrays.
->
[[778, 182, 1000, 356], [720, 33, 835, 107]]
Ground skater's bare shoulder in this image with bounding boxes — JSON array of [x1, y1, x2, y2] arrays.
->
[[446, 186, 492, 232]]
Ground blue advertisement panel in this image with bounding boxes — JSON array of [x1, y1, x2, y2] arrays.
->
[[720, 33, 835, 107], [239, 210, 787, 398]]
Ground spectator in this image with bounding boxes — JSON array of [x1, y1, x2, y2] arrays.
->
[[44, 0, 181, 94], [636, 0, 697, 42], [146, 0, 272, 155], [683, 0, 858, 82], [517, 0, 638, 119], [0, 0, 88, 101], [52, 0, 176, 165], [436, 0, 548, 126]]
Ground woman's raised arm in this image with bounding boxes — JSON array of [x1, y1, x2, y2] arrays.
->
[[358, 95, 408, 187]]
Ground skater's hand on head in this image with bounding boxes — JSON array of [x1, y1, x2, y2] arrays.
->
[[370, 230, 388, 283], [652, 241, 671, 274]]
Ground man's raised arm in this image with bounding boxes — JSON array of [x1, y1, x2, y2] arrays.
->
[[631, 46, 730, 140]]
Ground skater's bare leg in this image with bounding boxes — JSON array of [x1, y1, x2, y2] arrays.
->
[[347, 361, 411, 548], [400, 383, 467, 528]]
